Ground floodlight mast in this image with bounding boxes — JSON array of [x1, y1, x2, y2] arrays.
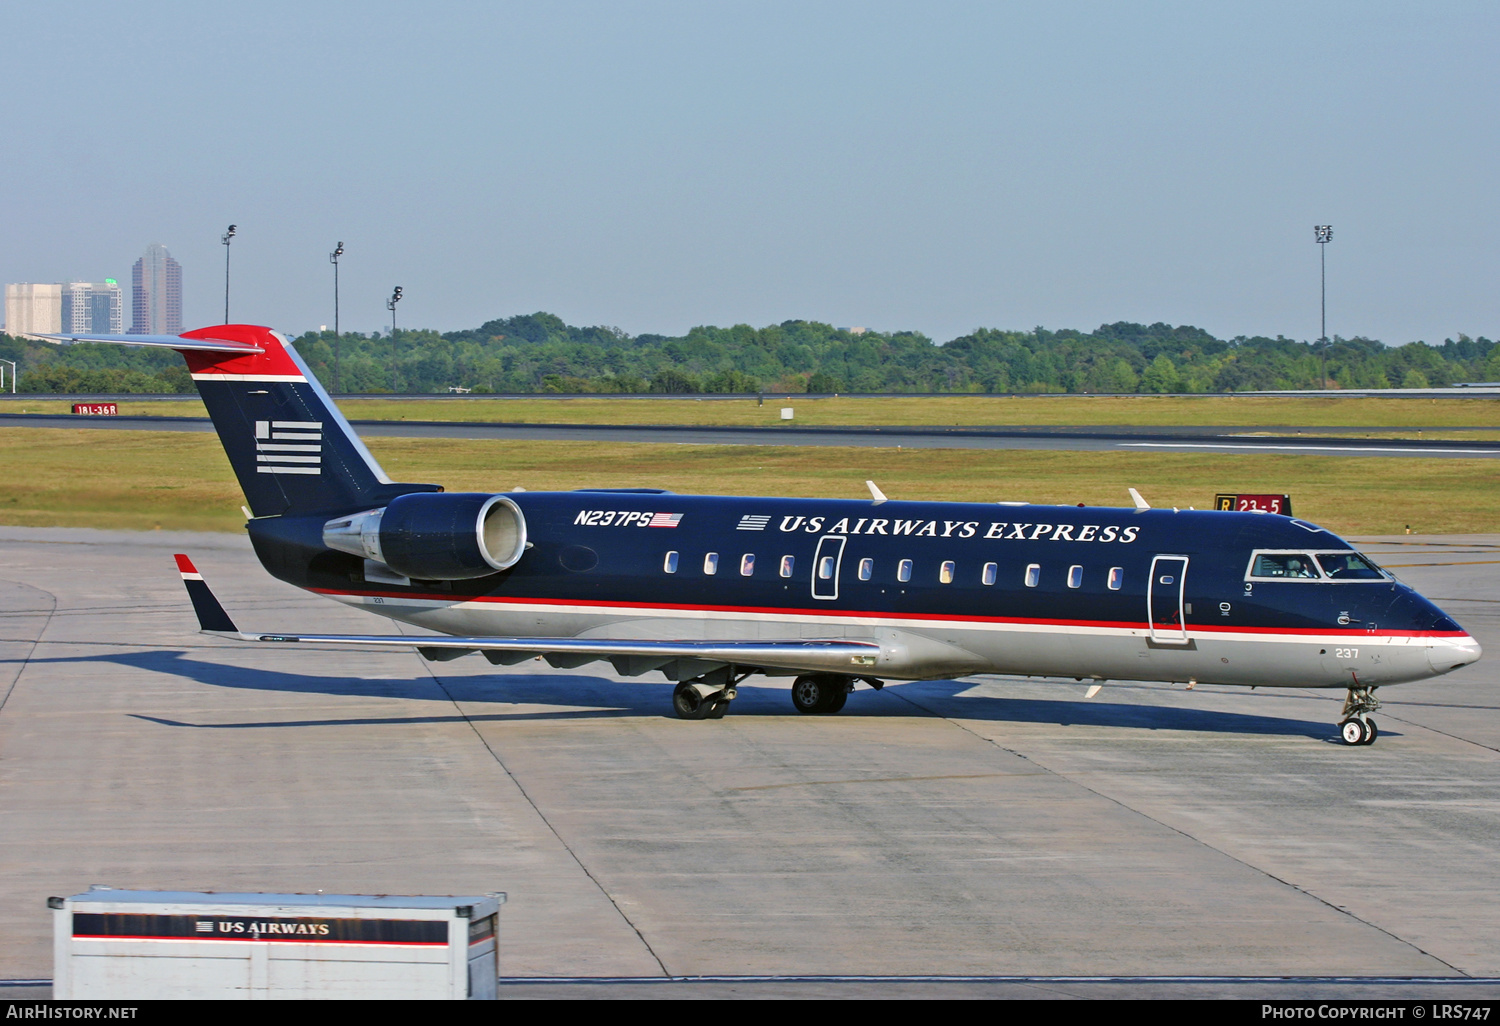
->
[[330, 241, 345, 393], [1315, 225, 1333, 388], [387, 285, 404, 392], [221, 224, 237, 323]]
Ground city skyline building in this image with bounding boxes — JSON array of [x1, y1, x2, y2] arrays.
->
[[130, 243, 181, 335], [62, 280, 124, 334], [4, 282, 63, 337]]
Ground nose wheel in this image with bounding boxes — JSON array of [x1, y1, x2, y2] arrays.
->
[[1339, 686, 1381, 746], [1339, 716, 1378, 745]]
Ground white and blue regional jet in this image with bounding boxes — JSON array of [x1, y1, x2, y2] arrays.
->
[[43, 324, 1482, 744]]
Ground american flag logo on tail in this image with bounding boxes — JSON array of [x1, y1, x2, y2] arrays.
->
[[255, 420, 322, 475]]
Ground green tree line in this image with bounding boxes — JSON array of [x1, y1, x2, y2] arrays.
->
[[2, 314, 1496, 395]]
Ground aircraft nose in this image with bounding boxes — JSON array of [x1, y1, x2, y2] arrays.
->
[[1428, 636, 1482, 675]]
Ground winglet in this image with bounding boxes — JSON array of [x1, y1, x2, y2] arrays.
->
[[1128, 487, 1150, 511], [866, 480, 888, 504], [174, 554, 239, 633]]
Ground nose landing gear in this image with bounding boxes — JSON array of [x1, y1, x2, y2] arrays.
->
[[1338, 686, 1381, 746]]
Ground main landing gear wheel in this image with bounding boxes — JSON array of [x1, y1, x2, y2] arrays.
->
[[673, 681, 717, 721], [791, 674, 849, 715]]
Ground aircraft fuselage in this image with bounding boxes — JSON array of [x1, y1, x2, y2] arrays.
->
[[246, 492, 1477, 690]]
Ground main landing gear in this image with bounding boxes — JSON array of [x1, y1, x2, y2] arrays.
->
[[671, 668, 752, 720], [791, 674, 851, 715], [1338, 685, 1381, 746], [672, 679, 735, 720], [671, 672, 878, 720]]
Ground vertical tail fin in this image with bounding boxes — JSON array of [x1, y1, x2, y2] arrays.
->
[[40, 325, 440, 517]]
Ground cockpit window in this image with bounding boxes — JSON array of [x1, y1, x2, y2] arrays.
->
[[1314, 551, 1386, 580], [1250, 553, 1321, 579]]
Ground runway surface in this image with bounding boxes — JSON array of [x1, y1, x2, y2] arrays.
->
[[2, 412, 1498, 457], [1, 527, 1498, 999]]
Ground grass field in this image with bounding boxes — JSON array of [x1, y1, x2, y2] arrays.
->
[[4, 394, 1500, 429], [1, 427, 1493, 536]]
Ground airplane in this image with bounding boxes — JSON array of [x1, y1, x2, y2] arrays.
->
[[41, 324, 1482, 745]]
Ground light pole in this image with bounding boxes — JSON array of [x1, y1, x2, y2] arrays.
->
[[221, 224, 237, 323], [386, 286, 403, 392], [329, 241, 344, 393], [1314, 224, 1332, 389]]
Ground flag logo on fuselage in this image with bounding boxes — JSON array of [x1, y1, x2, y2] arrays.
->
[[255, 420, 322, 475]]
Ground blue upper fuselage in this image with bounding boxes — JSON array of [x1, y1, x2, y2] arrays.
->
[[247, 491, 1463, 641]]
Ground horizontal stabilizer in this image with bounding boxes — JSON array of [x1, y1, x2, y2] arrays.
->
[[34, 332, 264, 355]]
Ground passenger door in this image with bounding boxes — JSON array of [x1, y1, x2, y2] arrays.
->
[[1148, 555, 1190, 644]]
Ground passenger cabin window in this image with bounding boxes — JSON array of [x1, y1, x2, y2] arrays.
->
[[779, 555, 795, 578], [982, 562, 997, 586], [664, 551, 679, 574], [1251, 553, 1320, 579], [1024, 564, 1040, 588], [703, 552, 719, 575], [818, 556, 835, 580], [1107, 566, 1123, 590], [1315, 552, 1385, 580], [940, 561, 955, 584], [1067, 565, 1083, 589], [858, 558, 874, 581], [740, 554, 755, 577], [898, 559, 913, 583]]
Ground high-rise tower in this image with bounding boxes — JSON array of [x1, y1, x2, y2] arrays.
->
[[130, 244, 182, 335], [62, 280, 124, 334], [4, 283, 62, 336]]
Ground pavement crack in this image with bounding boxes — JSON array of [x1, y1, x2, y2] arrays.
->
[[410, 649, 669, 977], [0, 580, 57, 718]]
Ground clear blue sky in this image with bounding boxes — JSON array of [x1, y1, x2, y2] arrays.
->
[[4, 1, 1495, 344]]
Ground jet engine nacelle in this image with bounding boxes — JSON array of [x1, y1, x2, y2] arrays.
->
[[322, 492, 527, 581]]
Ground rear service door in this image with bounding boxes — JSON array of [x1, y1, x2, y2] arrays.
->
[[811, 535, 846, 600], [1149, 555, 1190, 644]]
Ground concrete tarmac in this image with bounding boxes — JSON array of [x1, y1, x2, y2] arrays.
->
[[0, 527, 1497, 999]]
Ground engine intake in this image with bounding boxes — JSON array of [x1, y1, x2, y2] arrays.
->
[[323, 493, 527, 581]]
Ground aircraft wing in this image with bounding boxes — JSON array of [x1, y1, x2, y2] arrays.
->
[[176, 555, 879, 677]]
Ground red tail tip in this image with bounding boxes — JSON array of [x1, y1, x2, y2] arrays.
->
[[173, 554, 197, 574]]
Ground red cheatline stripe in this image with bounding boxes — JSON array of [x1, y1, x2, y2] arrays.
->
[[305, 588, 1469, 639], [72, 935, 444, 946]]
